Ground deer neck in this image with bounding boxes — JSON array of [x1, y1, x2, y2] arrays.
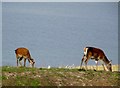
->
[[103, 56, 110, 65]]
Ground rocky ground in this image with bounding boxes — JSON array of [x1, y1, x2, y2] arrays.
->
[[1, 66, 120, 86]]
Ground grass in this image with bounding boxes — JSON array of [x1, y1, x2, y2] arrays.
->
[[16, 75, 40, 86], [1, 65, 120, 86], [2, 66, 37, 72], [78, 64, 119, 71]]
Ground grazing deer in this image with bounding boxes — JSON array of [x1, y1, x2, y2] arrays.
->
[[80, 47, 112, 71], [15, 47, 35, 67]]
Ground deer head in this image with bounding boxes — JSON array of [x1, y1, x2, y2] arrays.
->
[[29, 58, 35, 67], [106, 60, 112, 71]]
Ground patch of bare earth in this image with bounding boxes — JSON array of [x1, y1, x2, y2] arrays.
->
[[2, 67, 120, 86]]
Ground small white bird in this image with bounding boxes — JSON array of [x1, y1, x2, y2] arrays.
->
[[48, 65, 51, 69], [65, 65, 68, 68]]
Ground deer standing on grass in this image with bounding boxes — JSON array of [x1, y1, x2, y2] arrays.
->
[[80, 47, 112, 71], [15, 47, 35, 67]]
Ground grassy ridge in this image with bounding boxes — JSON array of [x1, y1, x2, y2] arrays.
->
[[1, 65, 120, 86]]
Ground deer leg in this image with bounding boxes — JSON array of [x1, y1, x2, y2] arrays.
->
[[85, 59, 88, 70], [27, 59, 31, 67], [19, 57, 23, 66], [16, 55, 19, 67], [17, 58, 18, 67], [24, 59, 26, 67], [102, 64, 106, 71], [100, 60, 106, 71], [80, 56, 85, 69]]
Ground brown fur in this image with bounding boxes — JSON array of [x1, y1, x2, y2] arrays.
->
[[15, 47, 35, 67], [80, 47, 112, 71]]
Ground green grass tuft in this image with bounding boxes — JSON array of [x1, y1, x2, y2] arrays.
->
[[2, 66, 120, 86]]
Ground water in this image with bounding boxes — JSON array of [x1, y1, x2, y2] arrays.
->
[[2, 2, 118, 67]]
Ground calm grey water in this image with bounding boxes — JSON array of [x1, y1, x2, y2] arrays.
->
[[2, 2, 118, 67]]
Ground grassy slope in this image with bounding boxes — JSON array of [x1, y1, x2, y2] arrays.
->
[[1, 66, 120, 86]]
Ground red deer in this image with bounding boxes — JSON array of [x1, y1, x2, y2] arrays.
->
[[80, 47, 112, 71], [15, 47, 35, 67]]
